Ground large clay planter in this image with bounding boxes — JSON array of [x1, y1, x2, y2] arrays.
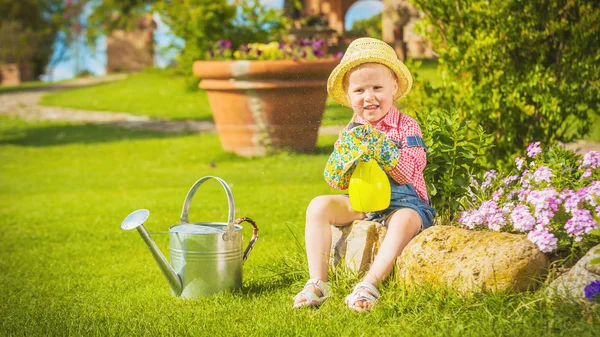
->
[[193, 58, 340, 156]]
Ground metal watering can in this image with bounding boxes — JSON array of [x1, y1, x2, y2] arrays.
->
[[121, 176, 258, 298]]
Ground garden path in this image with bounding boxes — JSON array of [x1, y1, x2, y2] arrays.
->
[[0, 75, 215, 133], [1, 76, 598, 153]]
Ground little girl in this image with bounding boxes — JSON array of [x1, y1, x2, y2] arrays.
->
[[293, 37, 435, 312]]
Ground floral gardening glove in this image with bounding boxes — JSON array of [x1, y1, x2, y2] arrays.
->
[[324, 123, 373, 189], [364, 128, 401, 173]]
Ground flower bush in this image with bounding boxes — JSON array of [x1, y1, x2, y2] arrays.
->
[[206, 39, 343, 61], [456, 142, 600, 257]]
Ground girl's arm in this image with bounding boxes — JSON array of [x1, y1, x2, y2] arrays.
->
[[323, 124, 370, 190]]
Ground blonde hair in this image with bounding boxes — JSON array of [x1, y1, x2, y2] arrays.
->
[[342, 63, 398, 93]]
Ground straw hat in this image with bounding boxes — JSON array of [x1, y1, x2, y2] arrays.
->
[[327, 37, 413, 108]]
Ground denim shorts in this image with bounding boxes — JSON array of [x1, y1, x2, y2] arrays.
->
[[346, 179, 436, 231]]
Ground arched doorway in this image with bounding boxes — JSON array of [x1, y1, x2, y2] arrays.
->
[[297, 0, 430, 60]]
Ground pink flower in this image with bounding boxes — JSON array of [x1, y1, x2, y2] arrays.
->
[[581, 150, 600, 170], [526, 142, 542, 158], [515, 157, 525, 171], [481, 170, 497, 190], [527, 229, 558, 253], [565, 209, 597, 241], [458, 210, 483, 229], [510, 205, 536, 232], [532, 166, 554, 184], [581, 168, 593, 179], [504, 175, 519, 186], [492, 187, 504, 201]]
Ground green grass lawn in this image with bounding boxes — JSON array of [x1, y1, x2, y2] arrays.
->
[[0, 115, 598, 336], [40, 69, 214, 121], [0, 80, 54, 94]]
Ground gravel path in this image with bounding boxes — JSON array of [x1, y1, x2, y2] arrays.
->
[[0, 75, 216, 133], [0, 75, 597, 153]]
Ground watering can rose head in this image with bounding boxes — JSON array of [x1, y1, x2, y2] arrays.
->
[[206, 39, 344, 61]]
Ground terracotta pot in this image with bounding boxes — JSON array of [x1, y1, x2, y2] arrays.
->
[[193, 58, 340, 156]]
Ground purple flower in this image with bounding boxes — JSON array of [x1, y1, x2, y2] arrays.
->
[[587, 181, 600, 206], [581, 151, 600, 170], [504, 175, 519, 186], [565, 208, 596, 241], [334, 52, 344, 59], [481, 170, 497, 190], [532, 166, 554, 184], [584, 280, 600, 302], [313, 48, 325, 57], [299, 39, 311, 47], [527, 188, 560, 217], [520, 169, 531, 188], [582, 168, 592, 179], [218, 40, 232, 49], [313, 39, 325, 48], [526, 142, 542, 158], [527, 228, 558, 253], [301, 50, 307, 58], [511, 204, 536, 232], [458, 210, 483, 229], [492, 187, 504, 201], [563, 187, 586, 213], [516, 157, 525, 171]]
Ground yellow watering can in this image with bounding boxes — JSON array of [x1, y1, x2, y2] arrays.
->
[[348, 158, 391, 212]]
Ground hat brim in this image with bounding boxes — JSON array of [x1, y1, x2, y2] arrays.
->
[[327, 56, 413, 108]]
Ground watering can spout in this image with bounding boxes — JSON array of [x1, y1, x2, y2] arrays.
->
[[121, 209, 183, 296]]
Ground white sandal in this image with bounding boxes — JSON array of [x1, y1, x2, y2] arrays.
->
[[345, 282, 380, 312], [292, 279, 331, 308]]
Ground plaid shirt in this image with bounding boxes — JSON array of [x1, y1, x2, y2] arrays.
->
[[329, 106, 429, 202]]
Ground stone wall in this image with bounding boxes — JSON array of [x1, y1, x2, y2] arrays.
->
[[0, 63, 34, 86], [106, 29, 154, 73]]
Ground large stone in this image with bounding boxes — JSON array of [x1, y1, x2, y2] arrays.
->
[[330, 220, 387, 273], [395, 226, 549, 293], [547, 244, 600, 301]]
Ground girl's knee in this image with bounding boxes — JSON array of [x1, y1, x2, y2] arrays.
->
[[386, 209, 422, 236], [306, 195, 334, 218]]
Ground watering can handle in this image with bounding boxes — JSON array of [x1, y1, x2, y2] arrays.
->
[[180, 176, 235, 227], [235, 217, 259, 262]]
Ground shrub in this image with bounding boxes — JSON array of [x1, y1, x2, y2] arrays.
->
[[153, 0, 288, 71], [414, 109, 493, 223], [410, 0, 600, 164]]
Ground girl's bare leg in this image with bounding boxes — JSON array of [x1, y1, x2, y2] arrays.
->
[[294, 195, 364, 306], [353, 208, 421, 310]]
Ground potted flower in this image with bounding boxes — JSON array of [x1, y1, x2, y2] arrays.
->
[[192, 39, 342, 156]]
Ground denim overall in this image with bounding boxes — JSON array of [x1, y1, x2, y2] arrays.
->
[[365, 135, 436, 230]]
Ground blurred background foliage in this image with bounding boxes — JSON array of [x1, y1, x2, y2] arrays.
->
[[409, 0, 600, 167], [2, 0, 599, 221]]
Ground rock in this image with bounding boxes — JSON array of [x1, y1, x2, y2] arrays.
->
[[395, 226, 549, 293], [547, 244, 600, 301], [330, 220, 387, 273]]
